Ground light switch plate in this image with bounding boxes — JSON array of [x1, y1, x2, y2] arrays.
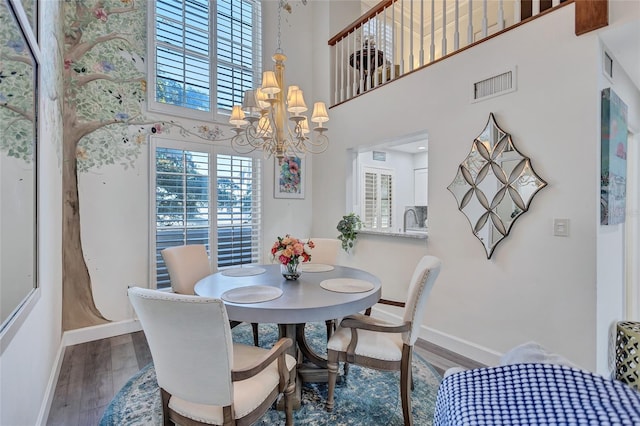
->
[[553, 218, 570, 237]]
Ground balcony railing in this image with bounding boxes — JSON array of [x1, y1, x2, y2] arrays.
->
[[328, 0, 597, 106]]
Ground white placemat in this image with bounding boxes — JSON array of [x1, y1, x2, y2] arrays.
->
[[300, 263, 335, 273], [320, 278, 374, 293], [221, 285, 283, 304], [220, 266, 266, 277]]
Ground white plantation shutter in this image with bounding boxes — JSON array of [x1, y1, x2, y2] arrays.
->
[[216, 154, 261, 267], [152, 141, 261, 289], [150, 0, 261, 119], [362, 167, 394, 230]]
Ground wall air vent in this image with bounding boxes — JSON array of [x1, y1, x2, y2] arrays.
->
[[372, 151, 386, 161], [471, 67, 517, 103]]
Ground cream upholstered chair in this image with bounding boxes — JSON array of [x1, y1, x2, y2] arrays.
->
[[307, 238, 340, 264], [161, 244, 211, 295], [326, 255, 442, 426], [128, 287, 296, 426], [161, 244, 260, 347]]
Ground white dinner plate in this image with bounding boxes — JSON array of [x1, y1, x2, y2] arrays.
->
[[220, 267, 267, 277], [320, 278, 374, 293], [221, 285, 283, 304], [300, 263, 335, 273]]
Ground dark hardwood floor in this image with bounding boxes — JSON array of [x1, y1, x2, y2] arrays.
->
[[47, 330, 483, 425]]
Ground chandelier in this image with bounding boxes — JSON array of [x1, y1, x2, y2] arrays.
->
[[227, 4, 329, 159]]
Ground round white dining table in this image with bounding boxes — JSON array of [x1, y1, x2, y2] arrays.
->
[[195, 263, 382, 407], [194, 263, 382, 325]]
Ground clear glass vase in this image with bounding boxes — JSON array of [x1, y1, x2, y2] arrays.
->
[[281, 262, 301, 280]]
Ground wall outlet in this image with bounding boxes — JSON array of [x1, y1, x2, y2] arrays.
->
[[553, 218, 570, 237]]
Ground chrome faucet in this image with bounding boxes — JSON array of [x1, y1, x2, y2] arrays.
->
[[403, 208, 418, 233]]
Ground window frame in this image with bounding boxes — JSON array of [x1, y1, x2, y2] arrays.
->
[[149, 137, 263, 289], [146, 0, 262, 123]]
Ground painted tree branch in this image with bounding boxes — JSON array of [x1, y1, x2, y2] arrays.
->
[[76, 73, 145, 87], [0, 103, 34, 122], [68, 32, 130, 60], [0, 53, 32, 65]]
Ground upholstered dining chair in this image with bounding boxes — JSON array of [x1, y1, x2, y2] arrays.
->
[[307, 238, 340, 264], [161, 244, 260, 347], [128, 287, 296, 426], [325, 255, 442, 426]]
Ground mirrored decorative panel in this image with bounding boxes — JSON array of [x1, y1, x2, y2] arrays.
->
[[0, 0, 38, 334], [447, 114, 547, 258]]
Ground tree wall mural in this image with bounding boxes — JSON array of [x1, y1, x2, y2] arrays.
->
[[62, 0, 154, 330], [61, 0, 227, 330]]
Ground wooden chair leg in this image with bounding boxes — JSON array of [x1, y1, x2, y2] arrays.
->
[[251, 322, 259, 346], [400, 346, 414, 426], [325, 319, 334, 341], [160, 388, 173, 426], [284, 378, 295, 425], [326, 351, 339, 412]]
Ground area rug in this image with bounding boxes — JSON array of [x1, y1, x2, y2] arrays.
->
[[100, 322, 442, 425]]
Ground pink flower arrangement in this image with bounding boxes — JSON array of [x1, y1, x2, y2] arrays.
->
[[271, 235, 314, 266]]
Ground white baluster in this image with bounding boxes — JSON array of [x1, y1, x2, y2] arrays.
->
[[514, 0, 521, 24], [381, 7, 386, 84], [467, 0, 474, 45], [533, 0, 540, 16], [335, 40, 340, 103], [442, 0, 447, 56], [430, 0, 435, 62], [409, 0, 414, 71], [392, 2, 397, 79], [498, 0, 504, 30], [482, 0, 488, 38], [419, 0, 425, 66], [552, 0, 560, 6], [454, 0, 460, 50], [400, 0, 405, 75]]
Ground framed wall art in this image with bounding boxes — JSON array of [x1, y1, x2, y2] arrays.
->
[[601, 87, 628, 225], [274, 155, 305, 199]]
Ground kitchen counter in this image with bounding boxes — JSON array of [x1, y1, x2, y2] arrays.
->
[[359, 228, 428, 240]]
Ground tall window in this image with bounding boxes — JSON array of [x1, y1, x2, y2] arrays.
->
[[153, 140, 261, 288], [362, 166, 394, 230], [150, 0, 261, 120]]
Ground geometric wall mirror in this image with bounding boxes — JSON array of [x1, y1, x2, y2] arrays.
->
[[447, 113, 547, 258]]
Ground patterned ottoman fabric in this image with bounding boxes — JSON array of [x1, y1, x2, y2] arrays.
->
[[434, 363, 640, 425]]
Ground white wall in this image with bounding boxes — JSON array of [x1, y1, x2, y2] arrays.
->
[[0, 1, 63, 424], [596, 1, 640, 375], [313, 3, 619, 371]]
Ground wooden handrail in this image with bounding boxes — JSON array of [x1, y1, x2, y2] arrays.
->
[[328, 0, 394, 46]]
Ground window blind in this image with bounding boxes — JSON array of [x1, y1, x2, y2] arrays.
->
[[362, 167, 394, 231], [151, 0, 261, 116], [216, 154, 261, 267], [155, 147, 210, 288]]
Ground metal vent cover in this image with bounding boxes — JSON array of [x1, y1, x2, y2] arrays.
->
[[472, 68, 516, 102]]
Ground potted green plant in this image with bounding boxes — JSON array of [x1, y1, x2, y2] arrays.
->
[[337, 213, 362, 253]]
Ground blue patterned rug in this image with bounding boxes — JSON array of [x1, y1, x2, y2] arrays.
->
[[100, 322, 442, 425]]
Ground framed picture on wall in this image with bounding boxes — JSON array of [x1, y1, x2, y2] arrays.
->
[[600, 87, 628, 225], [274, 156, 305, 199]]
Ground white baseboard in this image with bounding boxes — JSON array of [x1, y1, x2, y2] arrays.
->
[[62, 319, 142, 348], [371, 306, 501, 367], [36, 340, 66, 426]]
